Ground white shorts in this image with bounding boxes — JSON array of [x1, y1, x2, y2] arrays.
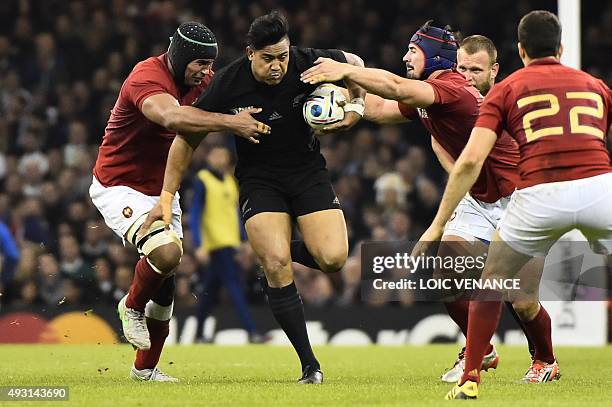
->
[[498, 172, 612, 257], [443, 193, 510, 243], [89, 176, 183, 241]]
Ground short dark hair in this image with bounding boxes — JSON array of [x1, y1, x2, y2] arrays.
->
[[460, 35, 497, 66], [517, 10, 561, 58], [246, 10, 289, 50]]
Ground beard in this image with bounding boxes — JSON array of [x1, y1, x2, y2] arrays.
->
[[477, 80, 492, 95], [405, 65, 420, 80]]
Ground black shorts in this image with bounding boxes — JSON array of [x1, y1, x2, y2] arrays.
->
[[238, 167, 341, 222]]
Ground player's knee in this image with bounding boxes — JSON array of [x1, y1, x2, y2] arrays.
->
[[512, 300, 540, 322], [317, 250, 347, 274], [148, 243, 182, 275], [262, 254, 291, 274], [261, 254, 292, 284]]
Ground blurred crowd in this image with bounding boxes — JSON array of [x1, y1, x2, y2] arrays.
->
[[0, 0, 610, 310]]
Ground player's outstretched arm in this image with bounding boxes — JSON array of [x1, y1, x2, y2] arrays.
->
[[317, 52, 367, 134], [411, 127, 497, 256], [335, 86, 408, 125], [363, 93, 409, 124], [301, 58, 435, 108], [137, 133, 204, 237], [141, 94, 270, 142]]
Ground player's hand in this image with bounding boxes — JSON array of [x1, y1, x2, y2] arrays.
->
[[137, 191, 173, 241], [300, 57, 354, 84], [411, 224, 444, 258], [195, 247, 210, 265], [316, 100, 361, 135], [233, 108, 271, 144]]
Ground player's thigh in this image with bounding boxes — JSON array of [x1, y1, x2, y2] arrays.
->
[[443, 194, 499, 244], [297, 208, 348, 268], [245, 211, 293, 269], [293, 179, 347, 261], [497, 186, 572, 257], [575, 173, 612, 255], [482, 231, 534, 282], [437, 234, 488, 279], [89, 176, 183, 241]]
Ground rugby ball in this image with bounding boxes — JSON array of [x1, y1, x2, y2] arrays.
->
[[302, 84, 345, 129]]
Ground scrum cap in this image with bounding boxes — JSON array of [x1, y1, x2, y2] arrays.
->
[[168, 22, 217, 84], [410, 20, 458, 79]]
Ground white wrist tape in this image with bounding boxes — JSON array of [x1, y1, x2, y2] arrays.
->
[[343, 97, 365, 117]]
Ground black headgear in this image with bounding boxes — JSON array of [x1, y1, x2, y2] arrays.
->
[[410, 20, 458, 79], [167, 22, 218, 85]]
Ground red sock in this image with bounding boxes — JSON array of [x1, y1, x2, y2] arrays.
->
[[461, 293, 503, 384], [523, 305, 555, 363], [126, 257, 166, 312], [134, 318, 170, 370], [445, 300, 493, 354], [444, 300, 470, 337]]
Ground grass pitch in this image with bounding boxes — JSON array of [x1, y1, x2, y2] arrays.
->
[[1, 344, 611, 406]]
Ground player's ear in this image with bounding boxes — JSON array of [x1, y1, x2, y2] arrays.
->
[[557, 43, 564, 60], [246, 46, 254, 61], [490, 62, 499, 81], [517, 42, 526, 61]]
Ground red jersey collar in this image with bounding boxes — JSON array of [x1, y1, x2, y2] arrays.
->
[[527, 57, 560, 66]]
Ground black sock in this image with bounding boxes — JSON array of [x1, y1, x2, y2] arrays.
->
[[505, 301, 536, 358], [264, 281, 319, 371], [290, 240, 320, 270]]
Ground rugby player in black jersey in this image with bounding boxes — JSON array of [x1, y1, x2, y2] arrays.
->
[[141, 10, 366, 384]]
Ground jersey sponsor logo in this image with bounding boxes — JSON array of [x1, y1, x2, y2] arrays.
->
[[122, 207, 133, 218], [417, 107, 429, 119], [230, 106, 255, 115], [293, 93, 306, 107], [268, 111, 283, 121]]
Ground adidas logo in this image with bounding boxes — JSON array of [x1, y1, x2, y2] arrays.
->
[[268, 111, 283, 121], [241, 199, 253, 216], [332, 196, 340, 205]]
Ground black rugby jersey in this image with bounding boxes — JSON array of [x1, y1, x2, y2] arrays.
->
[[195, 46, 346, 176]]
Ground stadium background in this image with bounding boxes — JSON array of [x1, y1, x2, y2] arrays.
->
[[0, 0, 610, 346]]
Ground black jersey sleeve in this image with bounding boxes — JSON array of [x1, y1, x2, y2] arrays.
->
[[292, 47, 348, 72], [193, 69, 226, 112]]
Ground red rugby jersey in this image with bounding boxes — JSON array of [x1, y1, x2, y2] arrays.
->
[[399, 70, 520, 202], [93, 54, 211, 195], [476, 59, 612, 188]]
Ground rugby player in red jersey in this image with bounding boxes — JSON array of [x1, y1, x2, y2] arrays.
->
[[301, 21, 555, 383], [437, 35, 548, 384], [412, 11, 611, 399], [90, 22, 269, 382]]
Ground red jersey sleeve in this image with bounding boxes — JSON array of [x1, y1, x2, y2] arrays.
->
[[124, 67, 174, 110], [425, 76, 465, 105], [475, 82, 508, 135], [397, 101, 418, 119]]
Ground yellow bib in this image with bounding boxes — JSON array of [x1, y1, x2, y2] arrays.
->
[[197, 169, 240, 251]]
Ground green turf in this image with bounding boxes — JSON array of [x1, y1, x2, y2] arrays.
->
[[0, 344, 611, 406]]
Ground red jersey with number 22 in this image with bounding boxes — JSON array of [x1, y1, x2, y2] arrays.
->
[[398, 70, 520, 203], [476, 59, 612, 189], [93, 54, 211, 195]]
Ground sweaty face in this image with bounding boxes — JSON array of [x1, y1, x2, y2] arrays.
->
[[457, 49, 497, 95], [402, 44, 426, 79], [248, 37, 290, 86], [184, 59, 214, 86]]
